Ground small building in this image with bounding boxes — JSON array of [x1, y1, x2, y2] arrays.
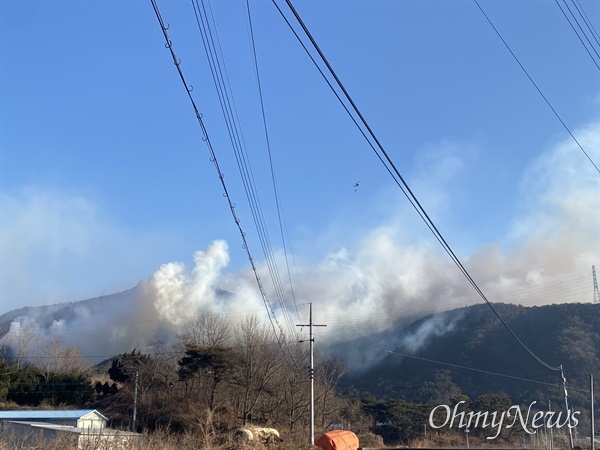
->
[[0, 409, 108, 429], [0, 410, 141, 449]]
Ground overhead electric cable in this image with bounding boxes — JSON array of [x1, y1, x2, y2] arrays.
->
[[149, 0, 290, 359], [190, 0, 292, 332], [16, 342, 296, 361], [348, 343, 588, 393], [268, 0, 425, 223], [275, 0, 564, 372], [554, 0, 600, 70], [474, 0, 600, 174], [190, 0, 302, 350], [572, 0, 600, 46], [244, 0, 303, 324]]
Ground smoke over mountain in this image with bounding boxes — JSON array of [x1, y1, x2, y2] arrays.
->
[[0, 123, 598, 369], [0, 240, 266, 363]]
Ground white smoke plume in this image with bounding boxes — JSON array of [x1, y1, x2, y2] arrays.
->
[[150, 241, 231, 324], [0, 240, 269, 363], [398, 311, 464, 354], [0, 123, 597, 369]]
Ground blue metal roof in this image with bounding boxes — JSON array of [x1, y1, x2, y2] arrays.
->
[[0, 410, 107, 421]]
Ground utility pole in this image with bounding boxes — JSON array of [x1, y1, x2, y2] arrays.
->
[[131, 371, 138, 432], [549, 400, 554, 450], [297, 303, 326, 446], [561, 366, 575, 450], [592, 374, 595, 450]]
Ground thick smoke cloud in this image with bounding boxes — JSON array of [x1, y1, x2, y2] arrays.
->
[[0, 123, 597, 369]]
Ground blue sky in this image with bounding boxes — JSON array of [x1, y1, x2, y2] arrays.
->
[[1, 0, 599, 329]]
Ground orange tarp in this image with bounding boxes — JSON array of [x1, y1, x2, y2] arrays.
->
[[315, 430, 359, 450]]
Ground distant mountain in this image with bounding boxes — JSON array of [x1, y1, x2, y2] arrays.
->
[[0, 287, 145, 361], [0, 283, 235, 363], [2, 284, 598, 411], [0, 288, 139, 339], [340, 302, 600, 408]]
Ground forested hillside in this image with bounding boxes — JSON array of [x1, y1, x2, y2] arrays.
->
[[0, 302, 597, 446], [342, 302, 600, 410]]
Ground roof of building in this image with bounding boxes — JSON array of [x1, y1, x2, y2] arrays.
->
[[0, 410, 108, 422], [6, 421, 141, 436]]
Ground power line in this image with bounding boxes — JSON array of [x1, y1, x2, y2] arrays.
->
[[554, 0, 600, 70], [572, 0, 600, 46], [149, 0, 297, 369], [351, 343, 589, 394], [4, 341, 299, 362], [274, 0, 564, 373], [8, 346, 578, 396], [5, 271, 587, 337], [188, 0, 300, 350], [473, 0, 600, 175], [244, 0, 303, 326]]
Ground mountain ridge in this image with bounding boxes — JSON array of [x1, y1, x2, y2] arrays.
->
[[1, 287, 597, 410], [340, 302, 600, 409]]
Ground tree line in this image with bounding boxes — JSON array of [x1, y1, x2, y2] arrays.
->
[[103, 314, 361, 434], [1, 305, 591, 447], [0, 313, 366, 439]]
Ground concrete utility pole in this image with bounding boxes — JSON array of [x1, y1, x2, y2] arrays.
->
[[549, 401, 554, 450], [132, 371, 139, 432], [561, 366, 575, 450], [297, 303, 326, 446]]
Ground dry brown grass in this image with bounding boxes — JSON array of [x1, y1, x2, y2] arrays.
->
[[0, 430, 575, 450], [357, 432, 385, 448], [408, 431, 575, 450], [0, 425, 578, 450], [0, 427, 327, 450]]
